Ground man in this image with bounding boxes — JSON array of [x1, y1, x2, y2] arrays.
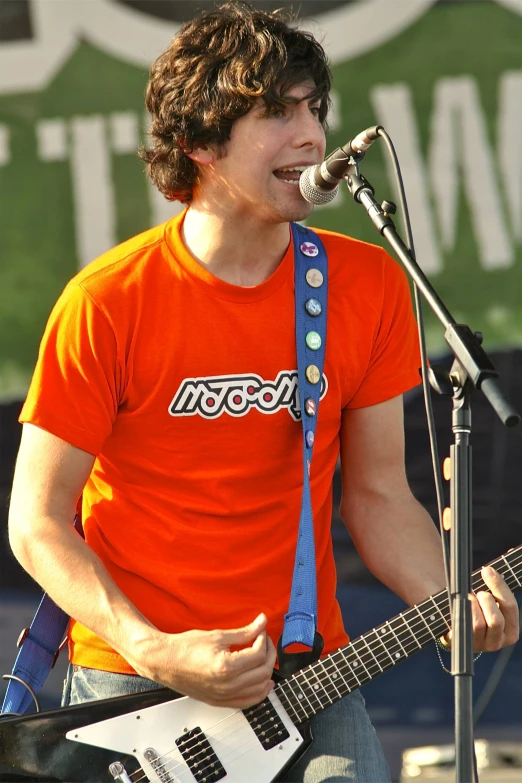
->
[[8, 3, 519, 782]]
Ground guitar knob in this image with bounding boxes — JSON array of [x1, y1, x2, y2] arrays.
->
[[109, 762, 133, 782]]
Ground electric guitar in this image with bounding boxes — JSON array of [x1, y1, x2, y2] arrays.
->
[[1, 545, 520, 783]]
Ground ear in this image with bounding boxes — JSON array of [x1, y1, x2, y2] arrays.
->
[[184, 144, 217, 166]]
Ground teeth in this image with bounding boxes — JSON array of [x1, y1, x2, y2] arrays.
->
[[278, 166, 307, 172]]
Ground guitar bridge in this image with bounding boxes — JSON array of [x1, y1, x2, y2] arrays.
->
[[243, 698, 290, 750], [144, 747, 174, 783], [175, 726, 226, 782]]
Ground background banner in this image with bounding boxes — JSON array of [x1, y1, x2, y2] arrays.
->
[[1, 0, 522, 398], [1, 1, 521, 757]]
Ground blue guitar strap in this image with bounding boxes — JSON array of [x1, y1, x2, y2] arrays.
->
[[1, 515, 83, 716], [280, 223, 327, 660]]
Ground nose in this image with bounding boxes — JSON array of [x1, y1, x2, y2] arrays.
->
[[292, 105, 326, 156]]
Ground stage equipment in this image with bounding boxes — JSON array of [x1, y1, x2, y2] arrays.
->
[[400, 740, 522, 781], [301, 126, 521, 783]]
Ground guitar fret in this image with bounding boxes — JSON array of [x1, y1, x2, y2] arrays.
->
[[359, 635, 384, 672], [317, 659, 341, 701], [347, 640, 374, 680], [271, 548, 522, 729], [304, 663, 334, 707], [293, 672, 322, 713], [414, 605, 437, 641], [321, 655, 350, 697], [422, 605, 448, 641], [397, 613, 422, 649], [283, 679, 314, 721], [502, 555, 521, 587], [382, 621, 408, 660], [370, 627, 397, 666], [387, 614, 420, 656], [303, 668, 328, 710], [331, 649, 359, 690], [275, 686, 302, 723], [428, 596, 451, 631], [337, 648, 362, 687]]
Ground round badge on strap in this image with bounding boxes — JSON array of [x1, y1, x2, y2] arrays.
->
[[305, 298, 322, 317], [304, 398, 317, 417], [305, 364, 321, 384], [306, 331, 322, 350], [305, 268, 324, 288], [300, 241, 319, 258]]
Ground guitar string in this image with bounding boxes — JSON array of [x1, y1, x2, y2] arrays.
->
[[127, 552, 522, 783], [131, 604, 477, 783], [128, 610, 439, 783], [131, 559, 522, 783], [128, 612, 456, 783], [130, 553, 522, 783], [132, 611, 519, 783], [129, 696, 305, 783]]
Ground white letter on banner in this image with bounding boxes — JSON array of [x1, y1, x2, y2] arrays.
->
[[70, 115, 116, 268], [497, 71, 522, 242], [428, 76, 513, 270], [36, 118, 68, 161], [371, 83, 441, 275], [109, 112, 139, 155], [0, 125, 10, 165]]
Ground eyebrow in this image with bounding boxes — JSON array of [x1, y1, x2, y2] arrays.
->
[[273, 91, 321, 111]]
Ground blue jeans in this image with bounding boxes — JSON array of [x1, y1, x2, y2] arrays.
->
[[62, 665, 391, 782]]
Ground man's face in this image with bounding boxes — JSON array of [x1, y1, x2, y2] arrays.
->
[[197, 81, 327, 224]]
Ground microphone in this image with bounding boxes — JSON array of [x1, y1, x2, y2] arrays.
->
[[299, 125, 382, 205]]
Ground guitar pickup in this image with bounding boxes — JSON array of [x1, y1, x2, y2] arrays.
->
[[243, 698, 290, 751], [175, 726, 226, 782]]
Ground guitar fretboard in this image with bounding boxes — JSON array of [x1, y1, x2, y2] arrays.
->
[[274, 546, 522, 725]]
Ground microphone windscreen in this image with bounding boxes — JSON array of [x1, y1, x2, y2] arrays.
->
[[299, 167, 339, 205]]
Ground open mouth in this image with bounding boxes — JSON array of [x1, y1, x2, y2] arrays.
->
[[273, 166, 307, 185]]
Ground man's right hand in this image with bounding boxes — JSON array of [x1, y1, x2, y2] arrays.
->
[[131, 613, 277, 709]]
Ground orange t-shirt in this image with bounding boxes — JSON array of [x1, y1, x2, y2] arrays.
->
[[20, 212, 421, 674]]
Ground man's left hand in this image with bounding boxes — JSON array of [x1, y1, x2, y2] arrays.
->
[[444, 566, 520, 652]]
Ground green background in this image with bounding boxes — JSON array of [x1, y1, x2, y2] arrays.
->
[[1, 0, 521, 399]]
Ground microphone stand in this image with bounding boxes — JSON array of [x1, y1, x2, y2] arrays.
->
[[341, 159, 520, 783]]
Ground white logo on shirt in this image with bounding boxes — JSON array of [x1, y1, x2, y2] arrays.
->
[[168, 371, 328, 421]]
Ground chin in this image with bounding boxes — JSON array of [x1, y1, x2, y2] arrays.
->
[[275, 200, 315, 224]]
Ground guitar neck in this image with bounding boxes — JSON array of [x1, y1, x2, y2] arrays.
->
[[274, 545, 522, 726]]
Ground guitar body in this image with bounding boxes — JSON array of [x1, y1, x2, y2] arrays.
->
[[1, 546, 519, 782], [0, 686, 313, 783]]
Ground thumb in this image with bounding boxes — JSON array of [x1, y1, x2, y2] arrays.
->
[[218, 613, 267, 647]]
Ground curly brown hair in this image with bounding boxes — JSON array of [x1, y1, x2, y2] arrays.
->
[[139, 1, 331, 204]]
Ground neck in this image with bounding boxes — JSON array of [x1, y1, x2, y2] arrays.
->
[[181, 204, 291, 287]]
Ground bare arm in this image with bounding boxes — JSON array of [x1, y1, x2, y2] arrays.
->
[[340, 396, 519, 651], [8, 423, 275, 706]]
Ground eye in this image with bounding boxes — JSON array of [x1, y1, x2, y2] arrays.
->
[[268, 107, 286, 118], [310, 105, 322, 118]]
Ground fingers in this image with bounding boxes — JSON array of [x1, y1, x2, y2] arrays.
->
[[220, 615, 274, 674], [218, 613, 268, 648], [207, 679, 274, 709], [471, 567, 520, 652], [207, 630, 275, 707], [266, 633, 277, 671], [479, 566, 520, 647]]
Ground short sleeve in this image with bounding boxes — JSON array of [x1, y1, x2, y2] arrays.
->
[[348, 251, 421, 409], [20, 282, 121, 454]]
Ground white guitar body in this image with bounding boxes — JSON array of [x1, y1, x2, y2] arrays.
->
[[2, 546, 521, 783], [66, 690, 304, 783]]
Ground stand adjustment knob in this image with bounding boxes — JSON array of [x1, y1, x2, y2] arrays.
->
[[380, 200, 397, 215], [428, 365, 454, 397]]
